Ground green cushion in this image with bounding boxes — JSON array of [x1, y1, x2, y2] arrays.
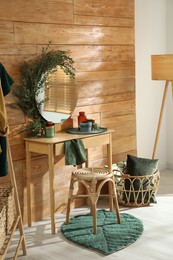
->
[[126, 154, 159, 176], [125, 154, 159, 203]]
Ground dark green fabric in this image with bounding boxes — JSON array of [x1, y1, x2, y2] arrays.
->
[[0, 136, 8, 176], [126, 154, 159, 176], [61, 209, 143, 255], [0, 63, 14, 96], [0, 63, 14, 177], [125, 154, 159, 203], [65, 139, 86, 166]]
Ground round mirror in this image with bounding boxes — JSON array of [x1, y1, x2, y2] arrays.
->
[[36, 67, 78, 123]]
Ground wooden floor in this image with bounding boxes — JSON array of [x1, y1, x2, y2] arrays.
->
[[6, 169, 173, 260]]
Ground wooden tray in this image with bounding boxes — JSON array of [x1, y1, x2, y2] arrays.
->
[[66, 127, 107, 135]]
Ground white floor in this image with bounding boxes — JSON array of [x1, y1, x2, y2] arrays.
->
[[5, 169, 173, 260]]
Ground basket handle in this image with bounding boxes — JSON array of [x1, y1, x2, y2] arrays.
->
[[113, 169, 130, 178]]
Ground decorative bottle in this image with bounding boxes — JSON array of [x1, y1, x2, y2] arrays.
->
[[78, 112, 87, 129]]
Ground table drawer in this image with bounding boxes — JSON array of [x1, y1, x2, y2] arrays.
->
[[55, 133, 110, 156]]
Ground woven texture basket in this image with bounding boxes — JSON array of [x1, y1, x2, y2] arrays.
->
[[0, 186, 16, 234], [0, 203, 6, 254], [114, 170, 160, 207]]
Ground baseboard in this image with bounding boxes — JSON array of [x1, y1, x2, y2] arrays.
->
[[167, 162, 173, 170], [158, 162, 168, 171]]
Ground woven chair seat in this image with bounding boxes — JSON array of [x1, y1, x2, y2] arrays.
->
[[72, 167, 113, 181]]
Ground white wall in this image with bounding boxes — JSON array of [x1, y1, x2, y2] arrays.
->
[[135, 0, 167, 170], [166, 0, 173, 169]]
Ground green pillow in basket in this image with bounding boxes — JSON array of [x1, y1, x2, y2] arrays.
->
[[124, 154, 159, 204]]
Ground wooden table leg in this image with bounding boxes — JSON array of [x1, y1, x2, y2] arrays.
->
[[25, 141, 32, 227], [107, 132, 113, 210], [107, 132, 113, 170], [86, 149, 89, 167], [48, 144, 56, 235]]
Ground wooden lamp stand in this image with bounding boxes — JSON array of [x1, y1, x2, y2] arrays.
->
[[151, 54, 173, 159]]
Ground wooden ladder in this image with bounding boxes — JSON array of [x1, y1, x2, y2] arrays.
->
[[0, 140, 27, 259], [0, 137, 27, 259]]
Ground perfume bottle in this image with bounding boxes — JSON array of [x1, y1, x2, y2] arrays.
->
[[78, 112, 87, 129]]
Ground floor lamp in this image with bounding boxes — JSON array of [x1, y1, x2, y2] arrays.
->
[[151, 54, 173, 159]]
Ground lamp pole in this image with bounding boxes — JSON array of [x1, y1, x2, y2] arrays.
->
[[152, 81, 170, 159]]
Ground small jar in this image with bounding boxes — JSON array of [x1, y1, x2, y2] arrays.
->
[[80, 122, 92, 132], [45, 121, 55, 138], [78, 112, 87, 129]]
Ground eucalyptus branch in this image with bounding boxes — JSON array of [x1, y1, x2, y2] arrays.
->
[[12, 43, 75, 136]]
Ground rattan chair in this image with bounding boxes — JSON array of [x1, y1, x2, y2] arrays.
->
[[65, 167, 121, 234]]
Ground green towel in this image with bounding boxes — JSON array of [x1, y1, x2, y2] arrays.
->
[[65, 139, 86, 166]]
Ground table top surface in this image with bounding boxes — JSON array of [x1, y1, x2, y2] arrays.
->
[[24, 129, 114, 144]]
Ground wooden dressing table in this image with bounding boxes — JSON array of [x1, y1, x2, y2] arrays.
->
[[24, 129, 114, 234]]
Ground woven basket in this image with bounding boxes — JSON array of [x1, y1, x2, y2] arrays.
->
[[114, 170, 160, 207], [0, 186, 16, 234], [0, 203, 6, 254]]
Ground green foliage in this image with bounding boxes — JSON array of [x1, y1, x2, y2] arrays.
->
[[13, 44, 75, 136]]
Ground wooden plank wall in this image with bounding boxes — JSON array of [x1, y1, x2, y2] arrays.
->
[[0, 0, 136, 223]]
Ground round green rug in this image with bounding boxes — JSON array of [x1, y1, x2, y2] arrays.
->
[[61, 209, 144, 255]]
